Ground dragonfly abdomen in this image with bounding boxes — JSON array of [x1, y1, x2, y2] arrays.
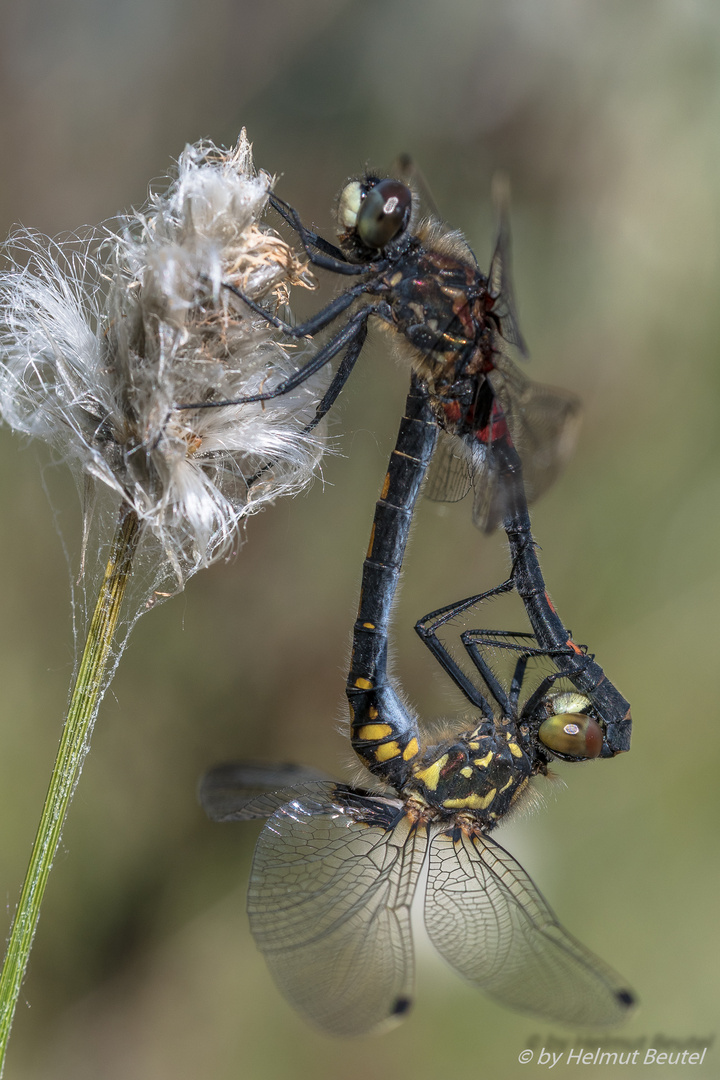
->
[[347, 377, 437, 785]]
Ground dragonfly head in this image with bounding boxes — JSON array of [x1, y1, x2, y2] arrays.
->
[[336, 176, 413, 260], [537, 691, 603, 761]]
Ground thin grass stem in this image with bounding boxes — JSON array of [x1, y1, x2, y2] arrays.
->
[[0, 506, 141, 1073]]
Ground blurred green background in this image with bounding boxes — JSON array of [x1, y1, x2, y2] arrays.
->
[[0, 1, 718, 1077]]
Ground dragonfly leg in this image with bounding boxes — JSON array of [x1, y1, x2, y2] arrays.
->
[[269, 193, 388, 275], [176, 304, 389, 410]]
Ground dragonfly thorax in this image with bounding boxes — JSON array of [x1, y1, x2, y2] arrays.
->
[[402, 720, 532, 827], [373, 249, 493, 396]]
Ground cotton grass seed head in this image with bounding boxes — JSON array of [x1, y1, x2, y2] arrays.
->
[[0, 132, 326, 587]]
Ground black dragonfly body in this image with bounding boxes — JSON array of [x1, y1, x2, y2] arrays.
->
[[182, 171, 580, 531], [201, 379, 634, 1036]]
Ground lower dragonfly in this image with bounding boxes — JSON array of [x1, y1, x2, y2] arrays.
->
[[200, 376, 634, 1036]]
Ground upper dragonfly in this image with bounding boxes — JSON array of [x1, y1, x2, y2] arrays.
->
[[179, 170, 580, 531]]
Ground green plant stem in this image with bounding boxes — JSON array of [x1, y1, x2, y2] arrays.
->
[[0, 506, 141, 1073]]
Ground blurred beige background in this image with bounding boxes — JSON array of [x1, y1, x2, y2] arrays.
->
[[0, 1, 718, 1077]]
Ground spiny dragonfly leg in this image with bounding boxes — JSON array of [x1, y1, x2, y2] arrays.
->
[[177, 303, 390, 410], [268, 192, 388, 275]]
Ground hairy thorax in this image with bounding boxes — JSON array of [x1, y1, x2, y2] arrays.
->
[[369, 241, 496, 433], [400, 717, 537, 830]]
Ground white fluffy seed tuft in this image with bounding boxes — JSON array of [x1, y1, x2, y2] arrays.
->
[[0, 133, 327, 586]]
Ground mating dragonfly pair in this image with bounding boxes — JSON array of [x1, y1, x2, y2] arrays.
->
[[197, 169, 634, 1035]]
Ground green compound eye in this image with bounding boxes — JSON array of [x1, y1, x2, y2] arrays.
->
[[538, 713, 603, 759], [355, 179, 412, 250]]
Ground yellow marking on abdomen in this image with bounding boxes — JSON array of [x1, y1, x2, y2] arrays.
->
[[460, 766, 473, 779], [467, 742, 480, 751], [443, 789, 497, 811], [412, 754, 449, 792], [499, 776, 515, 793], [403, 737, 419, 761], [357, 723, 392, 741], [354, 677, 373, 690], [366, 524, 376, 557], [473, 752, 493, 768], [507, 740, 524, 758], [362, 621, 376, 630], [380, 472, 391, 499], [375, 741, 401, 762], [368, 705, 378, 719]]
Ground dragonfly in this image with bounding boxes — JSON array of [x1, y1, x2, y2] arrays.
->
[[179, 168, 581, 531], [200, 377, 634, 1036]]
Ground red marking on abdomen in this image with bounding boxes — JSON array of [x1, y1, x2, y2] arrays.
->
[[475, 400, 512, 445]]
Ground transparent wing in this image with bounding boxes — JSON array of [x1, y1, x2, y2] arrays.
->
[[424, 430, 508, 533], [199, 761, 334, 821], [459, 367, 582, 533], [487, 175, 529, 357], [423, 429, 474, 504], [424, 367, 580, 533], [425, 826, 635, 1027], [467, 438, 511, 535], [490, 365, 582, 504], [423, 428, 510, 534], [249, 795, 427, 1036]]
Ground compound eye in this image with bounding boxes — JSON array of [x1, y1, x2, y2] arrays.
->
[[355, 179, 412, 250], [538, 713, 603, 759]]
